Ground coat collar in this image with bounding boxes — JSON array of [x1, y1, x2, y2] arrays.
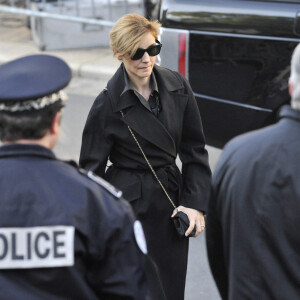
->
[[107, 63, 184, 113], [121, 65, 159, 97], [0, 144, 56, 160], [153, 64, 184, 92], [107, 64, 134, 112], [279, 105, 300, 123]]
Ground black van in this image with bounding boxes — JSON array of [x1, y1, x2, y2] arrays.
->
[[157, 0, 300, 148]]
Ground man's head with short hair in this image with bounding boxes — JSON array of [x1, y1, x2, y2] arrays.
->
[[0, 54, 71, 147], [289, 43, 300, 110], [0, 102, 63, 142]]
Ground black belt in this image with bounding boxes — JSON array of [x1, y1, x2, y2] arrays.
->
[[111, 163, 182, 194]]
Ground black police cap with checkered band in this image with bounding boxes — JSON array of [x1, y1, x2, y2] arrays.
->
[[0, 54, 71, 112]]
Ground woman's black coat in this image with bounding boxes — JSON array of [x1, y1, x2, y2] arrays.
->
[[80, 64, 211, 300]]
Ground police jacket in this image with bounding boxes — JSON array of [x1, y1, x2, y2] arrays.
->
[[206, 105, 300, 300], [0, 144, 147, 300]]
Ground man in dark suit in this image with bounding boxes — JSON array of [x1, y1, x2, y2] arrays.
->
[[206, 43, 300, 300]]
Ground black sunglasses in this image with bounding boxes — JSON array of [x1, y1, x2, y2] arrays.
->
[[131, 40, 162, 60]]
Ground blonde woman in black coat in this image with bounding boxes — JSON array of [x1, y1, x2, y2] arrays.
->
[[80, 14, 211, 300]]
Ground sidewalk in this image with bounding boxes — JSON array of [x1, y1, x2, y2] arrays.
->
[[0, 13, 120, 79]]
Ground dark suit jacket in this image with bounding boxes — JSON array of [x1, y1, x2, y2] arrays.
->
[[206, 105, 300, 300]]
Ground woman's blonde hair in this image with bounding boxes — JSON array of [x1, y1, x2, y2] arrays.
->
[[110, 13, 161, 58]]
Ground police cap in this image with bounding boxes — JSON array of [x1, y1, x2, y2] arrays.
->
[[0, 54, 71, 112]]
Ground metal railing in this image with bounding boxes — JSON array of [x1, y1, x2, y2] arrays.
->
[[0, 0, 144, 27]]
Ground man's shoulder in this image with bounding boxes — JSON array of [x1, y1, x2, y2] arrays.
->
[[214, 123, 280, 175], [225, 123, 279, 154]]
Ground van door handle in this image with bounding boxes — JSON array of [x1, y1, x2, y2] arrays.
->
[[294, 11, 300, 35]]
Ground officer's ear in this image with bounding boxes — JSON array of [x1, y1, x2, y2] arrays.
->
[[50, 112, 61, 135], [289, 79, 294, 97]]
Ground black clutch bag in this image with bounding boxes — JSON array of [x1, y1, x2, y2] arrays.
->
[[173, 211, 196, 238]]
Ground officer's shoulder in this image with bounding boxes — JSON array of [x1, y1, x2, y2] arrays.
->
[[63, 160, 122, 199], [82, 169, 123, 199]]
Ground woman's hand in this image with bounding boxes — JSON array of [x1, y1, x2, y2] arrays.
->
[[171, 205, 205, 237]]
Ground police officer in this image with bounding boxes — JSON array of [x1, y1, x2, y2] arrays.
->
[[0, 54, 157, 299]]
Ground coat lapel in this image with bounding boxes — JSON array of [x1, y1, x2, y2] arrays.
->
[[107, 64, 186, 158], [121, 104, 177, 158]]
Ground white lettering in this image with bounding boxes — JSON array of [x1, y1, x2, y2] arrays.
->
[[0, 226, 74, 269]]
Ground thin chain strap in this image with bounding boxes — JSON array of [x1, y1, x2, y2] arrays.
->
[[120, 110, 176, 209]]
